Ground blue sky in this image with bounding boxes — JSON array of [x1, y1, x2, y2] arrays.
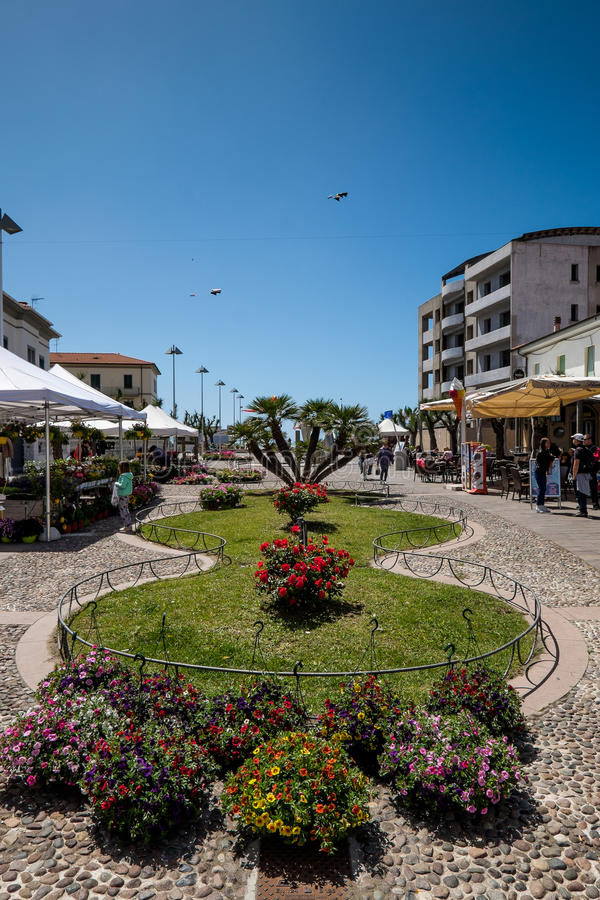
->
[[3, 0, 600, 425]]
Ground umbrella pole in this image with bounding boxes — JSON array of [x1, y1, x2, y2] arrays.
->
[[118, 418, 123, 460], [143, 438, 147, 479]]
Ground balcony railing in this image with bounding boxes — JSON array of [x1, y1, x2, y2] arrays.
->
[[441, 346, 464, 363], [465, 365, 512, 388], [441, 312, 464, 331], [465, 324, 511, 353], [422, 328, 434, 344], [441, 278, 464, 299], [465, 283, 510, 316], [422, 357, 434, 372]]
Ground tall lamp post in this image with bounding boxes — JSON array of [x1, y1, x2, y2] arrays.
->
[[230, 388, 238, 427], [0, 209, 23, 347], [215, 379, 225, 429], [195, 365, 209, 453], [165, 345, 182, 418], [238, 394, 245, 421]]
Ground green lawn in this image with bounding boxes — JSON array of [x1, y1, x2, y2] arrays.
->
[[69, 494, 532, 710]]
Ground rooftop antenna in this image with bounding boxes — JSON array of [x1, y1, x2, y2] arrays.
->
[[31, 296, 45, 309]]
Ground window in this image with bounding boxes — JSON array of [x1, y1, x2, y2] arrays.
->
[[482, 354, 491, 372], [557, 355, 565, 375], [434, 369, 440, 383], [422, 314, 433, 332], [499, 271, 511, 288], [457, 365, 464, 380], [90, 373, 101, 390], [467, 359, 474, 375], [38, 356, 45, 370], [456, 301, 464, 314], [482, 281, 491, 296], [500, 310, 511, 327], [466, 324, 473, 340], [571, 264, 579, 282], [456, 332, 464, 347], [534, 363, 540, 375], [466, 291, 473, 304], [124, 374, 133, 389], [422, 372, 432, 389], [586, 346, 595, 376], [27, 346, 36, 365], [596, 265, 600, 283], [482, 318, 491, 334], [570, 304, 579, 322], [500, 349, 511, 368], [434, 309, 440, 322], [435, 339, 440, 353]]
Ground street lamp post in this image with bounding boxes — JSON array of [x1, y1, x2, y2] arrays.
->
[[195, 365, 209, 453], [215, 380, 225, 429], [230, 388, 238, 427], [165, 346, 183, 418], [238, 394, 245, 421], [0, 210, 23, 347]]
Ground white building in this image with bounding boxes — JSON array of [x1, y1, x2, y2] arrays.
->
[[418, 226, 600, 403], [2, 292, 61, 368], [516, 314, 600, 441]]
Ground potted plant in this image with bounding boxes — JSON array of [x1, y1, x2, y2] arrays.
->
[[0, 518, 17, 543], [124, 422, 152, 441], [20, 518, 44, 543]]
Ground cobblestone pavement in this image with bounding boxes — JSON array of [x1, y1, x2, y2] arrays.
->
[[1, 482, 600, 898]]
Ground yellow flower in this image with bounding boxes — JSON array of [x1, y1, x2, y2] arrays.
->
[[267, 793, 275, 803], [252, 801, 261, 809], [357, 712, 365, 720], [248, 778, 256, 785], [253, 748, 261, 755], [274, 819, 283, 829], [267, 822, 277, 832], [281, 826, 292, 836], [292, 826, 301, 835], [271, 766, 280, 775], [300, 794, 307, 803]]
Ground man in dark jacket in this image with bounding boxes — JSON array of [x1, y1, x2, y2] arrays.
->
[[377, 444, 394, 483]]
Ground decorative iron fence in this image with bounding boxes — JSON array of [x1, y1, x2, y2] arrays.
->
[[56, 498, 555, 702]]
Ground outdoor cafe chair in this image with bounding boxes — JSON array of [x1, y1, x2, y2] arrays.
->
[[510, 466, 529, 502], [499, 465, 512, 500]]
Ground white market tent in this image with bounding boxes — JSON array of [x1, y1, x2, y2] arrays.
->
[[0, 347, 145, 541], [77, 405, 198, 438], [378, 418, 409, 436]]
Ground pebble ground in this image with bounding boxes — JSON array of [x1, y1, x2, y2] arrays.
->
[[0, 481, 599, 899]]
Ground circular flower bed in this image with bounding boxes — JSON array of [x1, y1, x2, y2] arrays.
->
[[254, 533, 354, 608], [222, 731, 370, 853], [216, 468, 264, 483], [273, 483, 328, 520]]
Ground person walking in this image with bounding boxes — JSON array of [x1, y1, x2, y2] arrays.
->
[[534, 437, 554, 514], [115, 460, 134, 528], [377, 444, 394, 483], [571, 433, 593, 518], [583, 434, 600, 510]]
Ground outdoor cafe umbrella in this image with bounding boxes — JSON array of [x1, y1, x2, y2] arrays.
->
[[468, 374, 600, 419]]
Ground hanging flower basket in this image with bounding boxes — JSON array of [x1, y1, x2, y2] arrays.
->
[[70, 420, 93, 440], [124, 423, 152, 441], [0, 420, 21, 441]]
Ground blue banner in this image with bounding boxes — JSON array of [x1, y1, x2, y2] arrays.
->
[[383, 410, 393, 419]]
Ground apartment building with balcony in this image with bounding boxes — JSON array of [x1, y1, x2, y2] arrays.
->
[[418, 227, 600, 404], [50, 352, 160, 408], [2, 291, 61, 369]]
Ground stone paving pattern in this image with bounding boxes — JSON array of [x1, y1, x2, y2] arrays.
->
[[0, 478, 600, 898]]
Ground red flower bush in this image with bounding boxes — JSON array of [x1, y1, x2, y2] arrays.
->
[[255, 535, 355, 608], [273, 483, 328, 520]]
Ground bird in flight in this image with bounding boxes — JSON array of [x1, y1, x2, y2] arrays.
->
[[189, 293, 196, 297], [328, 192, 348, 201], [210, 288, 222, 296]]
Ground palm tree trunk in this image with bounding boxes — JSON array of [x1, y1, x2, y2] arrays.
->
[[269, 422, 300, 480], [248, 442, 294, 486], [302, 426, 321, 480], [311, 449, 356, 483]]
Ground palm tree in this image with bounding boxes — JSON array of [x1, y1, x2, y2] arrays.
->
[[247, 395, 300, 479], [309, 403, 374, 483], [297, 398, 334, 480], [228, 418, 293, 484], [436, 411, 459, 454], [393, 406, 419, 446], [419, 410, 440, 451], [230, 397, 374, 484]]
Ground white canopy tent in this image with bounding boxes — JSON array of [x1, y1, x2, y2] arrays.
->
[[378, 418, 409, 437], [0, 347, 144, 541]]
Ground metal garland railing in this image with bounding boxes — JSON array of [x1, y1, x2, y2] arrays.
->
[[55, 497, 554, 702]]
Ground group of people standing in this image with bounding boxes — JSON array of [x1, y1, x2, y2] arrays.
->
[[358, 444, 395, 482], [534, 433, 599, 517]]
